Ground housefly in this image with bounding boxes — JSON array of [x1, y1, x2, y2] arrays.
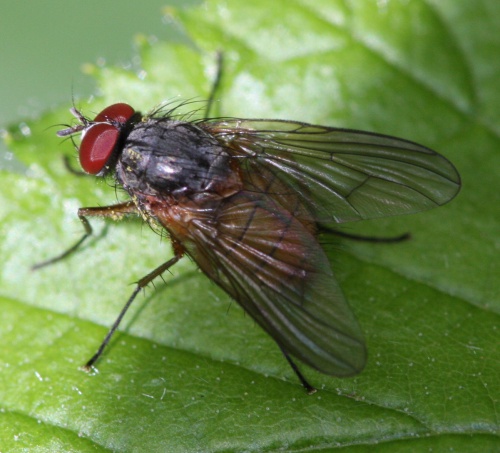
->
[[34, 84, 461, 394]]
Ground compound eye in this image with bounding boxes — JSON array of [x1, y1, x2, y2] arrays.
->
[[79, 123, 120, 174], [78, 103, 135, 175], [94, 103, 135, 124]]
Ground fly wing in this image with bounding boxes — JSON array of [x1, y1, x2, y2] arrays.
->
[[164, 191, 366, 376], [202, 119, 461, 225]]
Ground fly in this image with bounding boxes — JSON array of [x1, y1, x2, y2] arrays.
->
[[34, 60, 461, 394]]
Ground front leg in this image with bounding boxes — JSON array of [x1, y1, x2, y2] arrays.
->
[[32, 201, 138, 270]]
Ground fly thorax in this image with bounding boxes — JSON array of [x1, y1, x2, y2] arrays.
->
[[115, 118, 240, 198]]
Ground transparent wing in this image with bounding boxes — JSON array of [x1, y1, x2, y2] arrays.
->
[[202, 119, 461, 225], [158, 191, 366, 376]]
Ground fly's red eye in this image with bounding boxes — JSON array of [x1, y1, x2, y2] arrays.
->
[[79, 103, 135, 174], [94, 103, 135, 124], [79, 123, 120, 174]]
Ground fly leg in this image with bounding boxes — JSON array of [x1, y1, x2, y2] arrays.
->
[[32, 201, 138, 270], [63, 155, 87, 176], [204, 51, 224, 119], [329, 229, 411, 243], [280, 347, 317, 395], [83, 248, 184, 370]]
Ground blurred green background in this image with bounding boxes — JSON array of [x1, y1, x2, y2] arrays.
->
[[0, 1, 196, 162]]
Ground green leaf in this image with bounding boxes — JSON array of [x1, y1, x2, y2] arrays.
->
[[1, 0, 499, 451]]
